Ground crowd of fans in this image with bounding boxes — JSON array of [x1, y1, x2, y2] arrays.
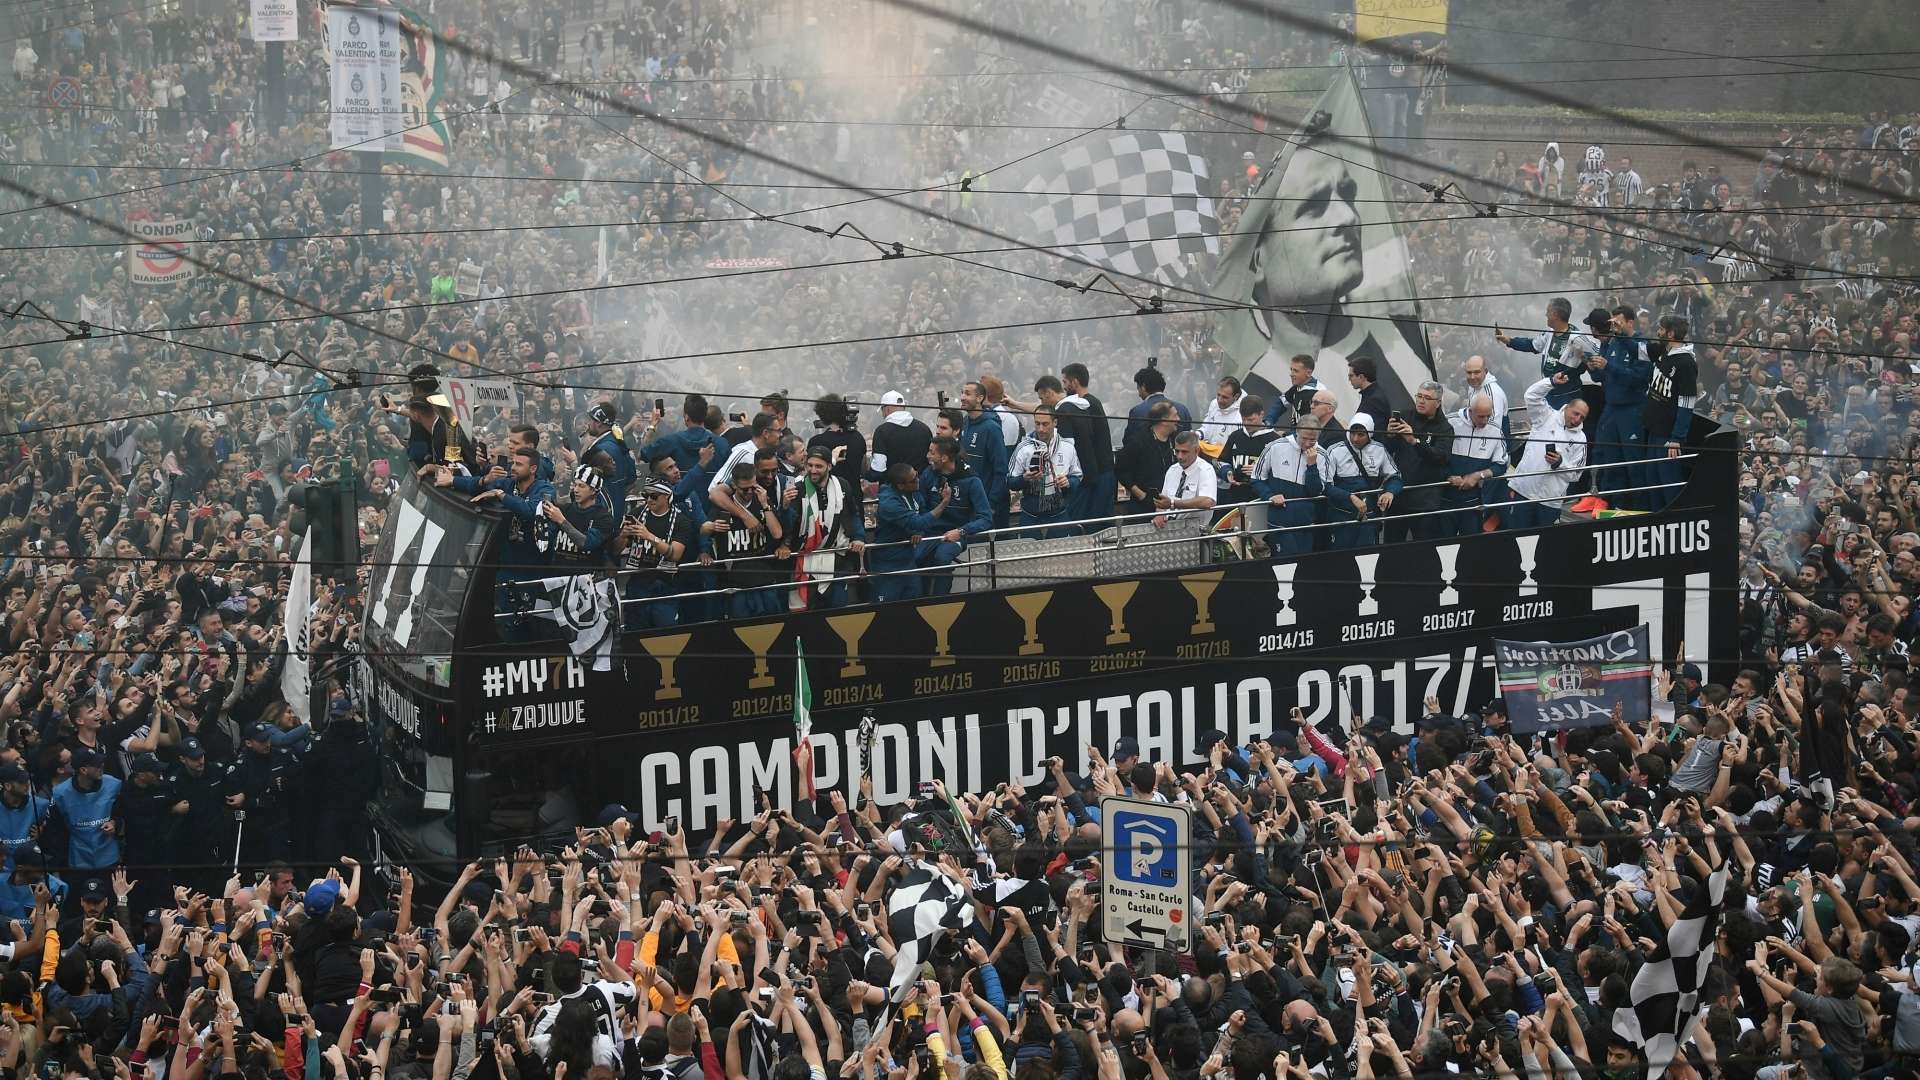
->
[[4, 2, 1920, 1080]]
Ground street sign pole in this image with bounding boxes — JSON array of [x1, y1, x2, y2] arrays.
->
[[1099, 795, 1192, 953]]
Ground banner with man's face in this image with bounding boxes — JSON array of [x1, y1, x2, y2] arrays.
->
[[1211, 67, 1435, 419]]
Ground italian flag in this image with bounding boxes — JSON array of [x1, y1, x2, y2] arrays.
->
[[793, 641, 815, 800]]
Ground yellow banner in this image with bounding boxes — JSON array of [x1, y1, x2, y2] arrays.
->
[[1353, 0, 1447, 42]]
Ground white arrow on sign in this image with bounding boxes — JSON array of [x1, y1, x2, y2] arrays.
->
[[1100, 795, 1193, 952]]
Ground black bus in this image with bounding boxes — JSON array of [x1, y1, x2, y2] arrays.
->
[[357, 430, 1740, 879]]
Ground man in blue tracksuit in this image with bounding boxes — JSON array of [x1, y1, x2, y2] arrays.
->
[[0, 762, 48, 921], [1582, 305, 1651, 507], [49, 747, 120, 887], [1251, 427, 1324, 556], [639, 394, 721, 473], [959, 384, 1012, 530], [871, 465, 946, 603], [583, 401, 638, 514], [442, 448, 555, 618], [916, 436, 994, 597]]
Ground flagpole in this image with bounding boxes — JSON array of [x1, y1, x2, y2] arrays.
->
[[792, 641, 815, 807]]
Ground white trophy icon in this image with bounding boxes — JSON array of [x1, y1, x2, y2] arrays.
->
[[1436, 543, 1461, 607], [1516, 534, 1540, 597], [1272, 562, 1298, 627], [1355, 553, 1380, 617]]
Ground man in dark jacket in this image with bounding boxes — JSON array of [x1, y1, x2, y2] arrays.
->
[[1385, 381, 1455, 540], [117, 755, 178, 913], [1117, 403, 1178, 523], [229, 722, 295, 864], [166, 738, 230, 894], [1347, 356, 1392, 433], [1054, 364, 1116, 523], [866, 391, 932, 481]]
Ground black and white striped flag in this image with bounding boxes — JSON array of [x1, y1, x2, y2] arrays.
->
[[879, 862, 977, 1024], [1611, 858, 1730, 1079]]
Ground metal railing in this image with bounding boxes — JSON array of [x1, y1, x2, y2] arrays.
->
[[491, 452, 1693, 621]]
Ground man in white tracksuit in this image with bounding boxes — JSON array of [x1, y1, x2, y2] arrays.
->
[[1506, 378, 1590, 529]]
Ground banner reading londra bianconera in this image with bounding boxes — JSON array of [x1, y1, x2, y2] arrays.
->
[[1496, 625, 1653, 734]]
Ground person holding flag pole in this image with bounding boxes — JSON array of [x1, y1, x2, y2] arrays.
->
[[792, 641, 816, 803]]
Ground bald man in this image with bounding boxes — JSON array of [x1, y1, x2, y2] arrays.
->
[[1308, 389, 1340, 444], [1447, 392, 1508, 535], [1460, 355, 1509, 435]]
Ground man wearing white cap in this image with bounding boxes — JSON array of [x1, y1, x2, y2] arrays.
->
[[865, 390, 932, 482], [1319, 413, 1401, 550]]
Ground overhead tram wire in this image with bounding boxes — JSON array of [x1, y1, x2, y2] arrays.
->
[[0, 82, 541, 222], [5, 227, 1912, 407], [947, 21, 1916, 281], [1194, 0, 1915, 205], [12, 56, 1920, 130], [951, 28, 1920, 290], [2, 26, 1906, 419], [10, 226, 1908, 383], [555, 49, 1920, 85], [250, 21, 1873, 354]]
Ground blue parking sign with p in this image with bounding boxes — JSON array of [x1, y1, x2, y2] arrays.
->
[[1113, 809, 1178, 885]]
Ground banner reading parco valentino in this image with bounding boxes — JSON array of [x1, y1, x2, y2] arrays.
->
[[1496, 625, 1653, 734], [250, 0, 300, 41], [325, 6, 402, 151]]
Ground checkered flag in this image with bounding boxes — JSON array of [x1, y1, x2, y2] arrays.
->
[[877, 860, 977, 1027], [1023, 133, 1219, 282], [1611, 856, 1730, 1079]]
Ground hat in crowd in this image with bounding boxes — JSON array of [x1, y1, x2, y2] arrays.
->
[[130, 754, 163, 776], [1479, 699, 1508, 717], [573, 465, 604, 492], [588, 402, 617, 425], [245, 722, 273, 743], [1584, 307, 1612, 332], [642, 479, 674, 498], [1112, 736, 1141, 763], [880, 390, 906, 407], [179, 736, 206, 759], [1349, 413, 1375, 433], [305, 878, 342, 916], [597, 803, 634, 828], [77, 878, 110, 904], [1194, 728, 1229, 755], [0, 762, 26, 785], [71, 746, 104, 770]]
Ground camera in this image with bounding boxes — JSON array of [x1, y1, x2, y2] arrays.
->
[[1533, 971, 1557, 995]]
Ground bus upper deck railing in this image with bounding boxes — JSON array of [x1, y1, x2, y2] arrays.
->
[[489, 453, 1694, 621]]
